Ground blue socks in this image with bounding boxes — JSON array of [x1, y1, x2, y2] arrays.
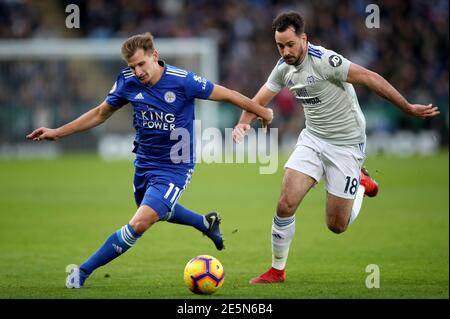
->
[[78, 206, 207, 285], [165, 204, 209, 233], [79, 224, 141, 283]]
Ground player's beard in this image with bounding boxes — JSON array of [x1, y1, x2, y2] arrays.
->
[[286, 56, 300, 65], [285, 45, 306, 66]]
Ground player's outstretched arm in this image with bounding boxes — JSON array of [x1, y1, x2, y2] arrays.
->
[[233, 84, 278, 143], [26, 101, 117, 141], [346, 63, 440, 118], [208, 84, 273, 124], [240, 85, 277, 124]]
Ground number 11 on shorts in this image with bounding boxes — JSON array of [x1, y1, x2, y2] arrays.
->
[[164, 182, 180, 203]]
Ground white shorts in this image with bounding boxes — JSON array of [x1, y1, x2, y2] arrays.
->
[[284, 129, 366, 199]]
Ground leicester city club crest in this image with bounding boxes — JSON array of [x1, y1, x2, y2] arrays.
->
[[164, 91, 176, 103]]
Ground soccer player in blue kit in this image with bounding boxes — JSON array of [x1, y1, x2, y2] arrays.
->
[[26, 32, 273, 288]]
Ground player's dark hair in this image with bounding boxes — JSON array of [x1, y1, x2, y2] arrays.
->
[[272, 11, 305, 35], [121, 32, 155, 60]]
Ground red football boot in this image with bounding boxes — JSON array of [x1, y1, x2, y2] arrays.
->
[[249, 267, 286, 284], [360, 167, 379, 197]]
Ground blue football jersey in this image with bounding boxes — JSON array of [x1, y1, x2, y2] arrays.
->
[[106, 61, 214, 170]]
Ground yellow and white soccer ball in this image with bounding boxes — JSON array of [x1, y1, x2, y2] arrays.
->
[[183, 255, 225, 295]]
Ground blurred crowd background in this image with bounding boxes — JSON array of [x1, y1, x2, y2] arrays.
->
[[0, 0, 448, 154]]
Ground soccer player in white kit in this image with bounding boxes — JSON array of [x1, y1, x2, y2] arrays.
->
[[233, 11, 440, 284]]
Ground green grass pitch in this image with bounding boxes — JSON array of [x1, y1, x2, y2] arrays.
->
[[0, 152, 448, 299]]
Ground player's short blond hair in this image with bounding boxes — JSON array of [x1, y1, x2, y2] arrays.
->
[[121, 32, 155, 60]]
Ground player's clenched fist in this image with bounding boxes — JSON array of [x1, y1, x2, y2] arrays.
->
[[232, 123, 251, 144], [263, 107, 274, 125], [262, 107, 273, 124], [232, 108, 273, 143]]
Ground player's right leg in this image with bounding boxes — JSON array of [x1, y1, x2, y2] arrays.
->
[[250, 130, 322, 284], [249, 168, 317, 284], [66, 204, 159, 289], [67, 168, 165, 289]]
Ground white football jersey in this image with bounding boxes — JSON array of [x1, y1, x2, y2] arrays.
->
[[266, 42, 366, 145]]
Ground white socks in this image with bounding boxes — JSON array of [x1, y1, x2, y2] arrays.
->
[[348, 185, 365, 226], [270, 186, 364, 271], [271, 215, 296, 270]]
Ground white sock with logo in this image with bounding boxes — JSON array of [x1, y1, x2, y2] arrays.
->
[[271, 215, 296, 270], [348, 186, 365, 226]]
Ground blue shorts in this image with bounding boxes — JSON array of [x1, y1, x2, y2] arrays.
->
[[133, 166, 194, 219]]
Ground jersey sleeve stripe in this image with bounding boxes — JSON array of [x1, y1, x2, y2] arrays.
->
[[308, 46, 324, 56], [166, 71, 187, 78], [308, 48, 323, 59], [166, 67, 188, 75]]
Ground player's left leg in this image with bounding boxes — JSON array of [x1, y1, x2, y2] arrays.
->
[[325, 175, 370, 232], [322, 142, 369, 233], [325, 193, 357, 233], [165, 206, 224, 250], [150, 170, 224, 250], [360, 167, 379, 197]]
